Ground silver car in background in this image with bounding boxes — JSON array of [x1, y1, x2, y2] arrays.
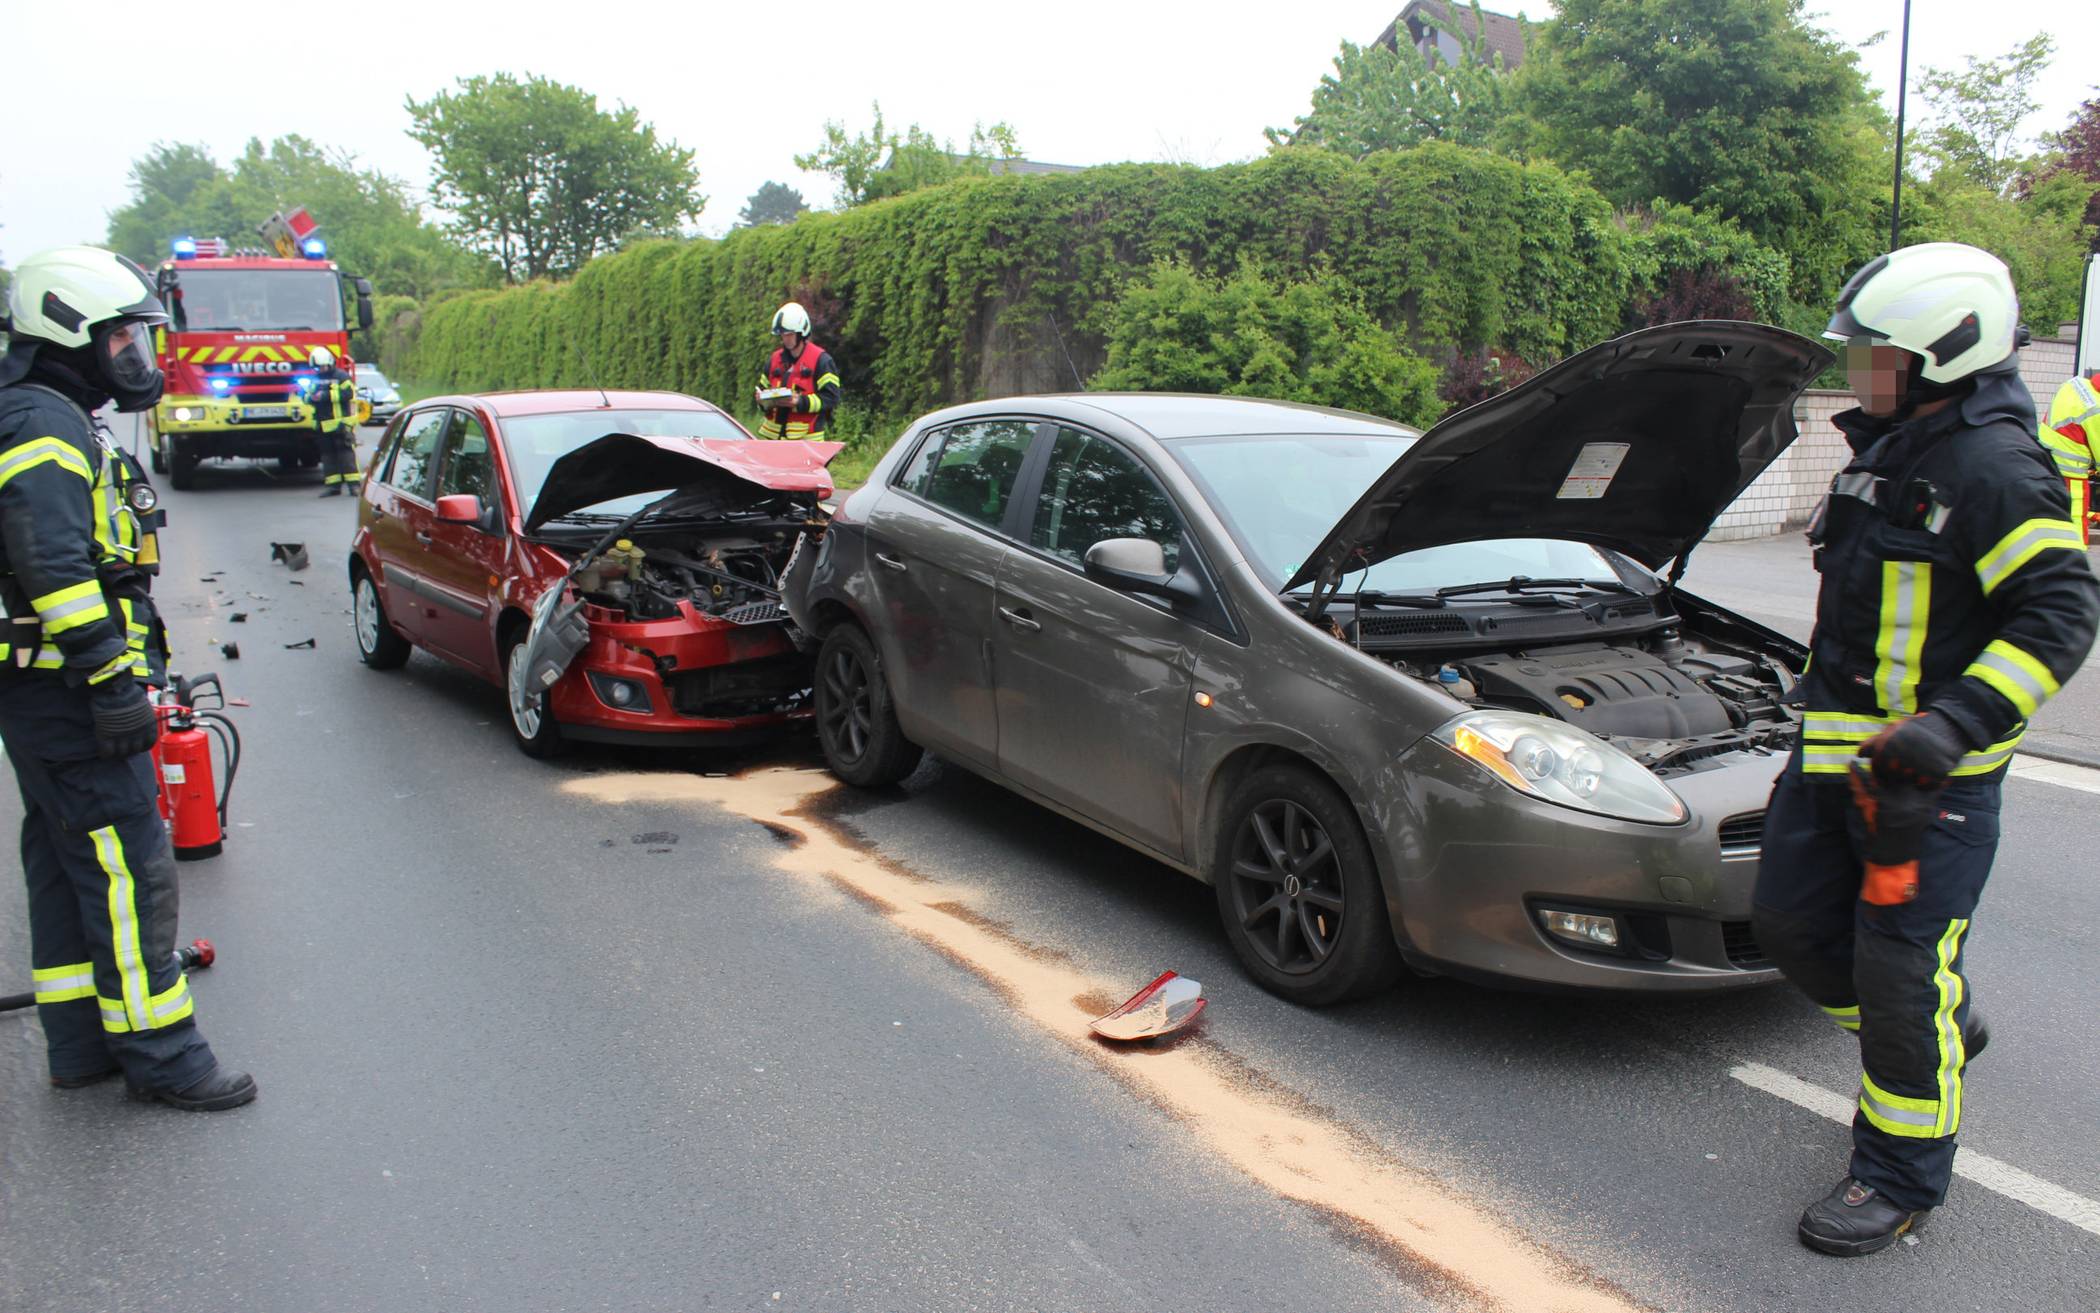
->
[[355, 363, 403, 426], [786, 323, 1832, 1004]]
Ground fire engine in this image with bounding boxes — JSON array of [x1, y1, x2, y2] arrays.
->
[[147, 208, 375, 488]]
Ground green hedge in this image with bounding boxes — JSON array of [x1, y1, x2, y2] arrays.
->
[[406, 144, 1787, 435]]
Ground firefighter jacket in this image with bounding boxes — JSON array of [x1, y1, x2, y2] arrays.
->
[[1799, 364, 2100, 777], [2040, 372, 2099, 543], [756, 340, 840, 439], [310, 366, 358, 434], [0, 380, 157, 686]]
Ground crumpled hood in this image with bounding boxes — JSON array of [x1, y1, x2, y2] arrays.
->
[[524, 434, 842, 532], [1282, 322, 1833, 592]]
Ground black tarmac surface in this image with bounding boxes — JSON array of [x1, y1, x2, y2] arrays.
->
[[3, 428, 2095, 1311]]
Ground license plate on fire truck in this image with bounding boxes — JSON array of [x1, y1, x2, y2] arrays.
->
[[241, 405, 291, 419]]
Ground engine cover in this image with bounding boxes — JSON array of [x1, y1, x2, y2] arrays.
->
[[1466, 644, 1733, 738]]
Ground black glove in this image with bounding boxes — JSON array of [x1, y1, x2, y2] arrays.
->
[[1860, 712, 1970, 791], [88, 675, 158, 759]]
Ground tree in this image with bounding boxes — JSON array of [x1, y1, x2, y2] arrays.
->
[[104, 137, 495, 300], [406, 73, 705, 281], [1516, 0, 1888, 301], [2020, 93, 2100, 245], [1266, 3, 1522, 157], [737, 182, 807, 228], [1917, 34, 2056, 194], [795, 103, 1022, 207]]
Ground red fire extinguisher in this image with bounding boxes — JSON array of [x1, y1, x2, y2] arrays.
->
[[149, 673, 242, 862]]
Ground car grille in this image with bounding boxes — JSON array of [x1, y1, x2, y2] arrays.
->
[[665, 655, 809, 719], [1354, 612, 1472, 638], [1721, 920, 1769, 969], [719, 600, 787, 626], [1718, 811, 1764, 858]]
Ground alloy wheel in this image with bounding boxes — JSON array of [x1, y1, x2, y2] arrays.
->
[[507, 643, 543, 740], [354, 578, 382, 654], [1227, 799, 1346, 975], [820, 644, 874, 763]]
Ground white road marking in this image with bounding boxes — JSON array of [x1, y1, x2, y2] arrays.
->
[[2006, 755, 2100, 796], [1730, 1062, 2100, 1237]]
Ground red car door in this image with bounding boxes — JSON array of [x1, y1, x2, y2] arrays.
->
[[365, 407, 449, 644], [415, 407, 508, 677]]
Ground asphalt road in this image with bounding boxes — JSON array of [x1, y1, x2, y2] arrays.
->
[[2, 427, 2095, 1312]]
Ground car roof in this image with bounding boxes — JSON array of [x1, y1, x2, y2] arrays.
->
[[411, 389, 724, 418], [925, 392, 1419, 441]]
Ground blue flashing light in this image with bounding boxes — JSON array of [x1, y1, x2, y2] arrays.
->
[[301, 238, 327, 259], [171, 237, 198, 259], [294, 375, 316, 394], [209, 377, 230, 393]]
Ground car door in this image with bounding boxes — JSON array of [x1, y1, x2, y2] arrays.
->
[[861, 418, 1045, 769], [364, 407, 447, 643], [992, 425, 1207, 857], [415, 407, 506, 675]]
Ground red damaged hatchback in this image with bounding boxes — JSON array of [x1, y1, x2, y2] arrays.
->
[[348, 390, 838, 755]]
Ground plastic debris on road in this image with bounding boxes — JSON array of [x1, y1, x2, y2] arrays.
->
[[1089, 970, 1206, 1042], [269, 542, 310, 572], [283, 638, 316, 650], [220, 642, 240, 660]]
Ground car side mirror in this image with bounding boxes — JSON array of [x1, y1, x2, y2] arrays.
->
[[1083, 537, 1202, 605], [435, 494, 483, 526]]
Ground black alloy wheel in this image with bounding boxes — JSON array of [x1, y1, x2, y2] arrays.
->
[[813, 624, 919, 787], [1213, 765, 1402, 1006]]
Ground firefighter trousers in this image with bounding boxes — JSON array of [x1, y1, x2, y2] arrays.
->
[[1753, 759, 2001, 1211], [0, 676, 216, 1090], [318, 426, 360, 488]]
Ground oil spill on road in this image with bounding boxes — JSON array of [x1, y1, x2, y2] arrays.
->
[[563, 766, 1652, 1313]]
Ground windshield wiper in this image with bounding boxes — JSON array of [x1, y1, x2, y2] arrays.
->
[[1288, 588, 1447, 609], [1435, 576, 1640, 600]]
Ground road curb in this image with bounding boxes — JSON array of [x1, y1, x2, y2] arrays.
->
[[2012, 737, 2100, 772]]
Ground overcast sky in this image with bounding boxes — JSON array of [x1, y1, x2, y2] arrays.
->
[[4, 1, 2096, 264]]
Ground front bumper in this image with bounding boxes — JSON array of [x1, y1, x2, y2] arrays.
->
[[159, 395, 315, 432], [542, 600, 814, 739], [1380, 738, 1788, 993]]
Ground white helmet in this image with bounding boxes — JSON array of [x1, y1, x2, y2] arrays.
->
[[309, 345, 336, 370], [770, 301, 812, 337], [4, 246, 168, 411], [1824, 242, 2020, 384]]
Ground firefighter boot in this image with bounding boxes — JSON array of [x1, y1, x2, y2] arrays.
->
[[129, 1063, 257, 1112], [1798, 1177, 1929, 1256]]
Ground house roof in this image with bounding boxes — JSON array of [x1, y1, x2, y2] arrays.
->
[[1375, 1, 1528, 70]]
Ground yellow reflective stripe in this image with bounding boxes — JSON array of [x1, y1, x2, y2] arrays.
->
[[1801, 742, 1860, 773], [2038, 425, 2095, 474], [1952, 729, 2024, 776], [0, 437, 95, 490], [32, 962, 96, 1004], [805, 395, 822, 414], [1976, 518, 2084, 596], [33, 580, 110, 634], [1964, 639, 2060, 718], [214, 347, 237, 364], [1859, 1071, 1942, 1138], [2048, 377, 2100, 428], [815, 371, 840, 390], [1803, 711, 1894, 740], [85, 653, 133, 685], [98, 996, 132, 1033], [90, 826, 154, 1032], [1821, 1003, 1861, 1032], [1874, 561, 1929, 714], [147, 974, 193, 1028], [1933, 918, 1970, 1135]]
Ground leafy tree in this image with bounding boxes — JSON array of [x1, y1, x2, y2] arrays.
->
[[1917, 34, 2056, 193], [1266, 2, 1522, 156], [406, 73, 705, 281], [795, 103, 1022, 207], [104, 137, 494, 300], [737, 182, 807, 228], [1090, 258, 1444, 426], [1516, 0, 1887, 301], [2021, 93, 2100, 245], [1908, 171, 2097, 327]]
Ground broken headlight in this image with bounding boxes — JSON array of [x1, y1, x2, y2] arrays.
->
[[1433, 710, 1686, 825]]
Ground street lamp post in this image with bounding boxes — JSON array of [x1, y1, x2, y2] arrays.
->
[[1891, 0, 1914, 248]]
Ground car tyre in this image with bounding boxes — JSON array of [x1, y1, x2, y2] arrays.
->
[[149, 438, 167, 475], [167, 438, 198, 490], [352, 570, 411, 670], [814, 623, 919, 787], [502, 630, 567, 759], [1213, 764, 1402, 1006]]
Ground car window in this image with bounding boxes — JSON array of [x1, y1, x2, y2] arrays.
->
[[435, 410, 498, 506], [1030, 427, 1183, 572], [897, 420, 1037, 529], [384, 409, 447, 499]]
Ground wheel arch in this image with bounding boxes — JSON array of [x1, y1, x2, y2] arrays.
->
[[1195, 742, 1396, 898]]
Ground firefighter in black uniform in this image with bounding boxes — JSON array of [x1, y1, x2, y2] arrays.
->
[[752, 301, 841, 439], [0, 246, 255, 1110], [310, 345, 360, 496], [1756, 242, 2097, 1253]]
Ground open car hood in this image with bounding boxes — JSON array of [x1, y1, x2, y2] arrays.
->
[[524, 434, 842, 533], [1280, 322, 1833, 592]]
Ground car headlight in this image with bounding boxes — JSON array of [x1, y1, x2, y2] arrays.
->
[[1432, 710, 1686, 825], [171, 406, 195, 422]]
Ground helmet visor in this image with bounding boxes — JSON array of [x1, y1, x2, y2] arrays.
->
[[99, 319, 162, 393]]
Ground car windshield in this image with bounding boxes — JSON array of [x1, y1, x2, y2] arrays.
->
[[1170, 433, 1627, 594], [504, 407, 751, 517], [355, 366, 391, 389], [166, 268, 344, 332]]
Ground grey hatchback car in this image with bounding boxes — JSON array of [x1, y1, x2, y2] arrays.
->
[[786, 323, 1833, 1004]]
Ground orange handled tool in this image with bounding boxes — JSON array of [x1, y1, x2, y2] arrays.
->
[[1848, 760, 1934, 905]]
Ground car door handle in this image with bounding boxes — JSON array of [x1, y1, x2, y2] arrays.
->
[[415, 531, 433, 545], [875, 552, 907, 573], [998, 606, 1041, 633]]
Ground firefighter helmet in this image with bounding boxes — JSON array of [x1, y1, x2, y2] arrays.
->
[[1825, 243, 2020, 385], [3, 245, 165, 350], [770, 302, 812, 337], [309, 345, 336, 370]]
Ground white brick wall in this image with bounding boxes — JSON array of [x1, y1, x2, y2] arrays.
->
[[1709, 334, 2081, 541]]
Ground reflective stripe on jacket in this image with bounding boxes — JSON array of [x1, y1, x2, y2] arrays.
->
[[2041, 373, 2099, 545], [757, 341, 840, 439]]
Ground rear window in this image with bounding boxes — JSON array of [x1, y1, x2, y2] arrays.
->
[[504, 408, 749, 514]]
